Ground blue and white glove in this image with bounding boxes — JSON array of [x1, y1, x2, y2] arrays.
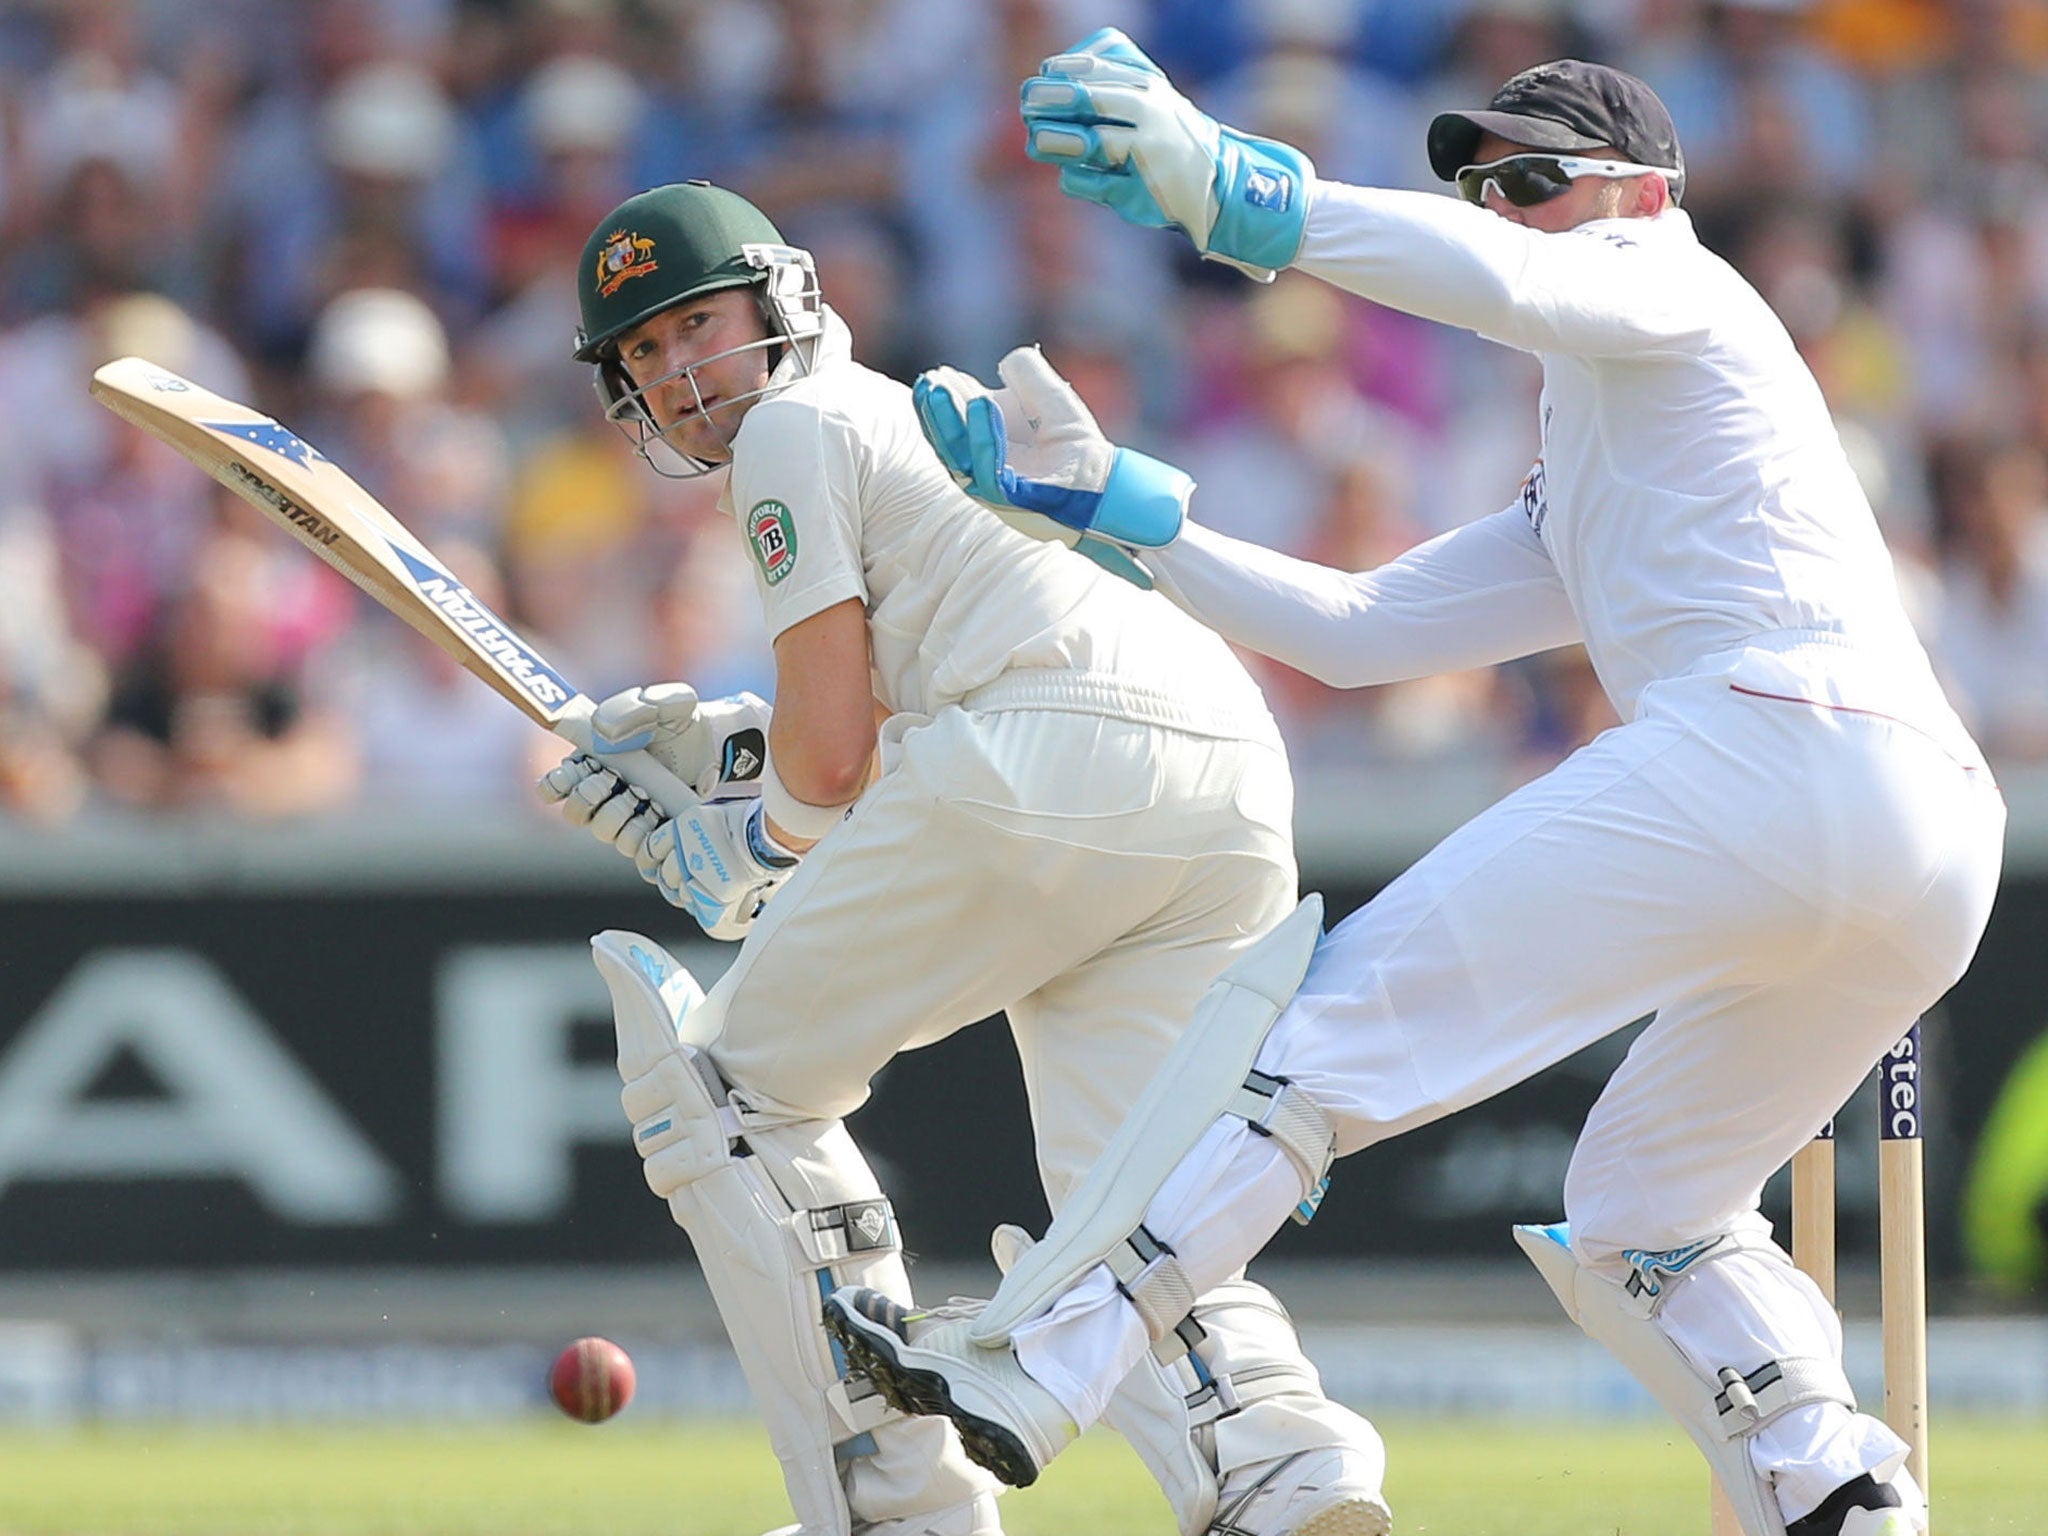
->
[[914, 345, 1192, 589], [540, 685, 772, 865], [1020, 28, 1315, 280], [549, 684, 770, 805], [640, 797, 800, 942]]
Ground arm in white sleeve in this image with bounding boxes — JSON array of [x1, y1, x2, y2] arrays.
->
[[1145, 504, 1582, 689], [1292, 181, 1707, 357]]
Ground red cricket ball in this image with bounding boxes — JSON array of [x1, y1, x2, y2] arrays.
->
[[549, 1335, 636, 1423]]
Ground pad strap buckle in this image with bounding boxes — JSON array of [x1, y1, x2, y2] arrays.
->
[[1108, 1225, 1199, 1352], [826, 1372, 897, 1439], [794, 1198, 901, 1266], [1182, 1358, 1313, 1429], [1712, 1355, 1855, 1440], [1231, 1070, 1335, 1224]]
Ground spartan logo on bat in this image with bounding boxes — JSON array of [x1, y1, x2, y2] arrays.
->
[[596, 229, 658, 298], [222, 464, 341, 546], [390, 546, 576, 709]]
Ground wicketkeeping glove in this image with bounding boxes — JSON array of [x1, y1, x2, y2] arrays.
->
[[1020, 28, 1315, 280], [914, 345, 1192, 589]]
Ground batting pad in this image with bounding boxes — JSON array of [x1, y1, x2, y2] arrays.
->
[[970, 896, 1325, 1346], [1515, 1222, 1862, 1536], [594, 932, 996, 1533]]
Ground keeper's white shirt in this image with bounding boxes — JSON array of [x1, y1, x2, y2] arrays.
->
[[1008, 188, 2006, 1524], [719, 314, 1276, 746], [1147, 187, 1981, 767]]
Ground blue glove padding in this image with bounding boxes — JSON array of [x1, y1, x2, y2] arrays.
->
[[642, 797, 798, 941], [913, 379, 1185, 547], [1019, 28, 1313, 277], [913, 347, 1193, 589]]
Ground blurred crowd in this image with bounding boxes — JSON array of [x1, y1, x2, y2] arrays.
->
[[3, 0, 2048, 828]]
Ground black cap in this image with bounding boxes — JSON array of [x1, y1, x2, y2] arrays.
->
[[1427, 59, 1685, 202]]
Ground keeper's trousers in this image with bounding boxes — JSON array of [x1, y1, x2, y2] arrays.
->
[[1272, 670, 2003, 1257]]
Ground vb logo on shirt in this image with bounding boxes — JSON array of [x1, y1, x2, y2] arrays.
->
[[747, 499, 799, 586]]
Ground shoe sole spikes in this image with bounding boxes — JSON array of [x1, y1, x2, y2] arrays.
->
[[823, 1300, 1044, 1489]]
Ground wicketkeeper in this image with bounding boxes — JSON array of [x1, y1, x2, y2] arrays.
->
[[537, 181, 1389, 1536], [824, 36, 2004, 1536]]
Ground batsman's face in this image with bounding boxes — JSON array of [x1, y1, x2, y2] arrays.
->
[[616, 288, 774, 464]]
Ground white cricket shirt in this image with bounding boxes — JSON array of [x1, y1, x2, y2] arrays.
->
[[1148, 186, 1981, 764], [720, 314, 1276, 742]]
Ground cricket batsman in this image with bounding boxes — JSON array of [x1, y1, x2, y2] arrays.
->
[[823, 37, 2005, 1536], [537, 181, 1389, 1536]]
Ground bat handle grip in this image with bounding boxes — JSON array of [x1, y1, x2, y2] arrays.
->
[[550, 694, 708, 819]]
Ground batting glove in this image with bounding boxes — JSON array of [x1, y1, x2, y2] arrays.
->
[[541, 755, 669, 867], [587, 684, 770, 800], [1021, 29, 1314, 280], [540, 685, 772, 860], [642, 797, 801, 941], [914, 345, 1192, 589]]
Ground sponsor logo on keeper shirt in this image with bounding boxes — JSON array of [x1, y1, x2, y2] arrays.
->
[[1518, 457, 1549, 537], [747, 499, 799, 586]]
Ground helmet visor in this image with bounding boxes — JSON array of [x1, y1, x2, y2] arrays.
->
[[602, 330, 794, 479]]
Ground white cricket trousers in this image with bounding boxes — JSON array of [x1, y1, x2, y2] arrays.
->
[[1017, 670, 2004, 1518], [708, 695, 1300, 1524], [711, 700, 1297, 1198]]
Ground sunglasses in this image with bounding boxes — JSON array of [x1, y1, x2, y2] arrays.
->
[[1455, 153, 1665, 208]]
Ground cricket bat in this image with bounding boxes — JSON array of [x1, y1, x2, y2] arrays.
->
[[89, 354, 702, 814]]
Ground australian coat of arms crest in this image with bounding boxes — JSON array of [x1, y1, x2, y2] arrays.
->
[[596, 230, 658, 298]]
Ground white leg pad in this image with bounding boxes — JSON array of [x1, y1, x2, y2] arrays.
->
[[971, 898, 1331, 1347], [994, 1224, 1372, 1536], [1514, 1222, 1857, 1536], [595, 932, 997, 1534], [1173, 1280, 1384, 1535]]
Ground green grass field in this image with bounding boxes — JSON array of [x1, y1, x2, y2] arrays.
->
[[0, 1418, 2042, 1535]]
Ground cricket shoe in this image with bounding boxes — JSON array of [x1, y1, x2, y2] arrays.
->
[[758, 1489, 1003, 1536], [1210, 1445, 1392, 1536], [823, 1287, 1077, 1488], [1786, 1467, 1926, 1536]]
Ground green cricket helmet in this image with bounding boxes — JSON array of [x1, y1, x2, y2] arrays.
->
[[573, 180, 825, 477]]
